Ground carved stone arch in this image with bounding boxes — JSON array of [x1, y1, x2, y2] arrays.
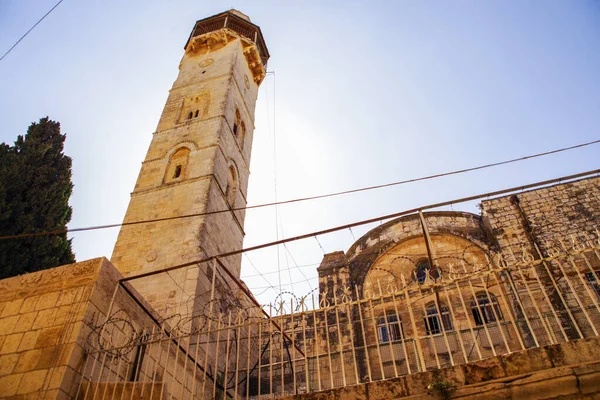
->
[[162, 141, 199, 160], [359, 232, 494, 294], [345, 211, 493, 294]]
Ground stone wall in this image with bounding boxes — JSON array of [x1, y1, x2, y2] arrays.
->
[[276, 336, 600, 400], [0, 258, 117, 399], [481, 176, 600, 262], [0, 257, 222, 400]]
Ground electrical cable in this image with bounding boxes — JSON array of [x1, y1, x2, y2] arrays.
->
[[243, 253, 279, 294], [241, 261, 319, 279], [1, 140, 598, 241], [0, 0, 65, 62], [121, 168, 600, 282], [282, 243, 313, 290]]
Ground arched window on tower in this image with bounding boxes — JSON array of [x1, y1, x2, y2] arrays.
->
[[471, 293, 503, 326], [233, 109, 241, 137], [164, 147, 190, 184], [225, 165, 237, 206]]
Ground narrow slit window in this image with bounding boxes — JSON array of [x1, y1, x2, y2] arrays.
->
[[164, 147, 190, 184], [194, 110, 199, 118], [187, 111, 193, 120], [173, 165, 182, 179]]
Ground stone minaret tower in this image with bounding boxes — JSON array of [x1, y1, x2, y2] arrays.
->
[[111, 10, 268, 313]]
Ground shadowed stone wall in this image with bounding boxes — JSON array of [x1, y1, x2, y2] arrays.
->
[[276, 336, 600, 400]]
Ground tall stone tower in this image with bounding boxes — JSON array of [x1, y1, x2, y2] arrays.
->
[[111, 10, 268, 313]]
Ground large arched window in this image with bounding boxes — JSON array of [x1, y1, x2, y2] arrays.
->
[[225, 165, 237, 206], [424, 303, 453, 335], [164, 147, 190, 184], [471, 292, 503, 326], [233, 109, 241, 137], [415, 259, 439, 284]]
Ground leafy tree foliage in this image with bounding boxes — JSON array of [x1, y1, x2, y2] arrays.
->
[[0, 117, 75, 278]]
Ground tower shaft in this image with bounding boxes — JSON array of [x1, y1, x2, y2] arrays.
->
[[111, 10, 268, 314]]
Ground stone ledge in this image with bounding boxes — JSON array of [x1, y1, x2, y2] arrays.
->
[[276, 336, 600, 400]]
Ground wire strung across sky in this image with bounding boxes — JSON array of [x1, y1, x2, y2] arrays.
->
[[0, 138, 598, 241], [121, 168, 600, 284], [0, 0, 65, 63]]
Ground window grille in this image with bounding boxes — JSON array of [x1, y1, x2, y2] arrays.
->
[[585, 271, 600, 298], [425, 304, 453, 335], [377, 313, 403, 343], [471, 293, 503, 326]]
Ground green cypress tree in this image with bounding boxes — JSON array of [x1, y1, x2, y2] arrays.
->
[[0, 117, 75, 279]]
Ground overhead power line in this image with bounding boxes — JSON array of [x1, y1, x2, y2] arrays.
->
[[0, 0, 65, 63], [122, 168, 600, 282], [0, 139, 598, 241]]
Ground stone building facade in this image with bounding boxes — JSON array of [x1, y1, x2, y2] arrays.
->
[[311, 176, 600, 392], [0, 8, 599, 400]]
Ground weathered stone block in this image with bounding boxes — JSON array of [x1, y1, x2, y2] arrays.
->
[[20, 296, 39, 313], [576, 364, 600, 395], [501, 346, 552, 376], [13, 312, 38, 333], [366, 376, 406, 399], [35, 292, 60, 310], [0, 353, 19, 376], [511, 372, 579, 399], [14, 349, 43, 373], [18, 330, 40, 352], [32, 309, 57, 330], [1, 333, 23, 354], [0, 372, 23, 396], [35, 326, 62, 349], [1, 299, 24, 317], [547, 337, 600, 367], [0, 315, 20, 335], [463, 357, 505, 384], [16, 370, 47, 394]]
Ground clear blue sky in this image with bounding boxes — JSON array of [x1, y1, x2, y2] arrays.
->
[[1, 1, 599, 305]]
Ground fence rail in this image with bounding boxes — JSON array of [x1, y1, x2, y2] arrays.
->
[[77, 237, 600, 399]]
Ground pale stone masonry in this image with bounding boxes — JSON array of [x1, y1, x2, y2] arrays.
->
[[481, 176, 600, 263], [0, 258, 119, 398], [1, 7, 600, 399], [276, 336, 600, 400], [318, 177, 600, 306], [110, 10, 269, 317]]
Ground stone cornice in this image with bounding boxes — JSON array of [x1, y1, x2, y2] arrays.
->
[[186, 29, 266, 84]]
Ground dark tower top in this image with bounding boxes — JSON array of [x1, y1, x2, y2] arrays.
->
[[185, 9, 270, 66]]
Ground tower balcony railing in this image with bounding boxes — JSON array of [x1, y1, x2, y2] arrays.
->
[[190, 12, 269, 66]]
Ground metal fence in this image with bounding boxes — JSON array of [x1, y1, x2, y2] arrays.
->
[[77, 237, 600, 399]]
